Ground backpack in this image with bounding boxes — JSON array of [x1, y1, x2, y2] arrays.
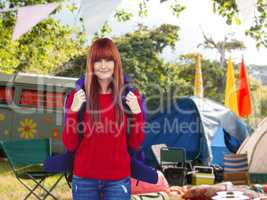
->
[[44, 75, 157, 187]]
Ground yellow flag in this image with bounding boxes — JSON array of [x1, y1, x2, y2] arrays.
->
[[224, 57, 239, 115], [194, 54, 204, 97]]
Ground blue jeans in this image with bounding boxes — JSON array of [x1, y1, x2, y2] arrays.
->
[[72, 176, 131, 200]]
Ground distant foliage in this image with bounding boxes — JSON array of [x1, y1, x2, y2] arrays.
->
[[178, 58, 226, 103], [0, 0, 86, 75], [211, 0, 267, 48]]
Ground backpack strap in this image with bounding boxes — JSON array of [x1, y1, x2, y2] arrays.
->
[[77, 102, 86, 141], [64, 87, 85, 142], [63, 87, 86, 187]]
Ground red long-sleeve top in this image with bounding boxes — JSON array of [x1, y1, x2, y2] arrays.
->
[[62, 90, 144, 180]]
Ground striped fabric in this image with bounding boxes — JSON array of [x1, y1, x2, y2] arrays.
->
[[223, 153, 248, 173]]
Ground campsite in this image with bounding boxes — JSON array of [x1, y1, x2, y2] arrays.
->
[[1, 0, 267, 200]]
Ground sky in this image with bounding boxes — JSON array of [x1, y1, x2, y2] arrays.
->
[[55, 0, 267, 66]]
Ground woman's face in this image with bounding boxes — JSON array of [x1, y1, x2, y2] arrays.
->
[[93, 58, 115, 80]]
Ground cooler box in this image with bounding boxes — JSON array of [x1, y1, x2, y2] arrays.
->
[[192, 166, 215, 185]]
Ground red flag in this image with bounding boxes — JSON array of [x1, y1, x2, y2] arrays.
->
[[238, 57, 252, 117]]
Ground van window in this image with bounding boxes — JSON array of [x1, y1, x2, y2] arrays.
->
[[19, 89, 44, 107], [0, 86, 15, 104], [45, 92, 65, 109]]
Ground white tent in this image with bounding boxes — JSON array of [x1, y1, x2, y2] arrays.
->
[[237, 117, 267, 183]]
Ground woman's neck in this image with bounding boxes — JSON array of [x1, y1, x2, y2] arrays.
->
[[98, 78, 112, 94]]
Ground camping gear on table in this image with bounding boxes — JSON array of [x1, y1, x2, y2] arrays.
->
[[250, 184, 267, 194], [191, 166, 215, 185], [212, 191, 249, 200], [183, 182, 262, 200]]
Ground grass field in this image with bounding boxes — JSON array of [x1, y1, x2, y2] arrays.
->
[[0, 159, 72, 200]]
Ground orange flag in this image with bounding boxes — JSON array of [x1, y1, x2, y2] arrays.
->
[[237, 57, 252, 117]]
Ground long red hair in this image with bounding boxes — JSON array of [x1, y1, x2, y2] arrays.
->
[[84, 38, 124, 125]]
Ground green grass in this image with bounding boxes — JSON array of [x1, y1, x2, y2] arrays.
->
[[0, 159, 71, 200], [0, 159, 11, 174]]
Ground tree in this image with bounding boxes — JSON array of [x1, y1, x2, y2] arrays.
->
[[198, 32, 246, 67], [56, 23, 192, 113], [0, 0, 86, 74], [211, 0, 267, 48], [178, 54, 226, 102], [0, 0, 187, 74], [92, 0, 185, 39], [114, 24, 185, 100], [138, 0, 267, 48]]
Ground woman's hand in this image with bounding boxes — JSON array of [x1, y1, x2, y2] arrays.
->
[[70, 89, 86, 112], [125, 91, 141, 114]]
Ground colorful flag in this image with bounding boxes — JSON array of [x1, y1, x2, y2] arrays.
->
[[194, 54, 204, 98], [12, 3, 59, 41], [224, 57, 239, 115], [237, 57, 252, 117], [80, 0, 122, 36]]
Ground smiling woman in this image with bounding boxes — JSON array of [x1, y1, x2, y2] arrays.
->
[[62, 37, 145, 200], [93, 59, 115, 83]]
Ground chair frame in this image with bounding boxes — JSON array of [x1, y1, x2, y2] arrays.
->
[[160, 146, 186, 168], [1, 138, 64, 200], [160, 146, 189, 186]]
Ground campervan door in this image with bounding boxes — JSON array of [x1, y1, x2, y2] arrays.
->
[[0, 73, 77, 154]]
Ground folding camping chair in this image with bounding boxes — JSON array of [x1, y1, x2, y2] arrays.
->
[[1, 138, 64, 200], [160, 146, 188, 186], [151, 143, 167, 168]]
